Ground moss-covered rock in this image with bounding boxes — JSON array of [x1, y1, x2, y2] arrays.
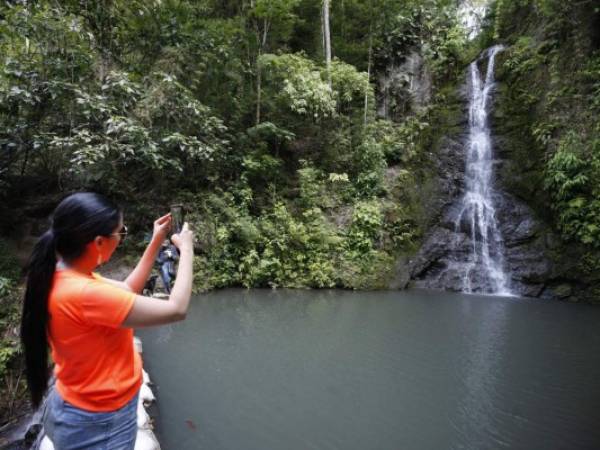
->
[[488, 0, 600, 303]]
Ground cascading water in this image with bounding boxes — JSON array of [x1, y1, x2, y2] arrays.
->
[[457, 0, 489, 40], [454, 45, 511, 295]]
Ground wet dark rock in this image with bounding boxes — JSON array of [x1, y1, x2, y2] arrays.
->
[[550, 283, 573, 299], [0, 422, 41, 450], [399, 55, 600, 302], [23, 425, 41, 448], [408, 124, 594, 299], [389, 256, 411, 289], [410, 228, 467, 279]]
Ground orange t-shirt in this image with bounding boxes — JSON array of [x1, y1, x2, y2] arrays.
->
[[47, 268, 142, 412]]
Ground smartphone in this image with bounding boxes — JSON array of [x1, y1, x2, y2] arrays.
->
[[170, 204, 184, 235]]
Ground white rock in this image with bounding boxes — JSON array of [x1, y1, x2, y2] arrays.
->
[[140, 383, 156, 403], [135, 428, 161, 450], [133, 336, 143, 353], [142, 369, 151, 385], [137, 400, 151, 429], [39, 435, 55, 450]]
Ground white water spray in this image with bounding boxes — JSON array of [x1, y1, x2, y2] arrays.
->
[[454, 45, 512, 296], [458, 0, 489, 40]]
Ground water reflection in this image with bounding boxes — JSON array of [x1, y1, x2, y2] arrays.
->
[[139, 289, 600, 450]]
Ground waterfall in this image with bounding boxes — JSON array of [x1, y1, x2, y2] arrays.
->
[[454, 45, 511, 295], [458, 0, 489, 40]]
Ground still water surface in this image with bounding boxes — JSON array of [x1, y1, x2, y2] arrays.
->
[[139, 289, 600, 450]]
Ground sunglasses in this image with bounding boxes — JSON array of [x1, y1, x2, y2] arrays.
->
[[111, 225, 128, 241]]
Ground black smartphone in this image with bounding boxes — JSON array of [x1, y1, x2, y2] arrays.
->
[[170, 204, 184, 235]]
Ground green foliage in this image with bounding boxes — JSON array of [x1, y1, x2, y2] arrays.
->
[[382, 203, 421, 250], [0, 337, 20, 381], [502, 36, 545, 78], [365, 116, 429, 165], [366, 0, 466, 81], [494, 0, 600, 251], [0, 0, 484, 292], [250, 0, 301, 46], [0, 1, 232, 200], [579, 252, 600, 276], [581, 54, 600, 111], [544, 132, 600, 246], [248, 203, 339, 288], [346, 200, 383, 254], [246, 121, 296, 145], [0, 276, 13, 299], [329, 59, 372, 113], [241, 122, 294, 186], [297, 162, 324, 208], [353, 137, 386, 198], [191, 193, 343, 290], [0, 239, 21, 381], [260, 53, 336, 120], [186, 189, 407, 291], [0, 281, 21, 378], [50, 71, 228, 193], [259, 52, 372, 124], [0, 239, 20, 282], [420, 7, 468, 80]]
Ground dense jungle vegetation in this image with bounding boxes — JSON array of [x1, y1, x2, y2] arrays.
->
[[0, 0, 598, 427], [0, 0, 472, 292]]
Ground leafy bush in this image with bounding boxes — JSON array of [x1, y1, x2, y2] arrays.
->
[[544, 132, 600, 246], [365, 116, 429, 165], [502, 36, 544, 78], [260, 53, 337, 121], [0, 239, 20, 281], [346, 200, 383, 254], [0, 279, 21, 378], [0, 276, 12, 299], [353, 137, 386, 198]]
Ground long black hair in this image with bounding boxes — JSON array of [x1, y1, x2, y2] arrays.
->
[[20, 192, 121, 408]]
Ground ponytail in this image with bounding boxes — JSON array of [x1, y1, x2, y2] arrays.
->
[[20, 192, 120, 408], [21, 229, 57, 408]]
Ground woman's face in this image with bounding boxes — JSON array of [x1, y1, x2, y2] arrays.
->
[[97, 216, 125, 265]]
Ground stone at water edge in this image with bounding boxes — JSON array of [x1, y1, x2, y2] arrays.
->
[[135, 429, 161, 450], [39, 435, 54, 450], [134, 336, 143, 353], [142, 369, 152, 385], [137, 399, 152, 429], [140, 383, 156, 403]]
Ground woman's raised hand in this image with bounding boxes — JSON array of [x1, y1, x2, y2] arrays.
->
[[153, 213, 172, 241], [171, 222, 194, 251]]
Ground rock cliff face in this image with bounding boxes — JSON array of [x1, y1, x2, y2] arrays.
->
[[377, 50, 433, 120], [491, 52, 600, 303], [405, 62, 599, 302]]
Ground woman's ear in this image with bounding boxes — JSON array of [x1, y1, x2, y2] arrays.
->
[[91, 236, 105, 266]]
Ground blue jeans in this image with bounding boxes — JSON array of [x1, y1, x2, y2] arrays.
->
[[43, 387, 139, 450]]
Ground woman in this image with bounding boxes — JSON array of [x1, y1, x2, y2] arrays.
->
[[20, 192, 194, 449]]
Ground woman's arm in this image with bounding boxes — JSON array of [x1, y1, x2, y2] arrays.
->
[[122, 223, 194, 328], [123, 213, 172, 293]]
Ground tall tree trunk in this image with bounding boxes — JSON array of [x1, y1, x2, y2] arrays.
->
[[255, 18, 269, 125], [20, 146, 30, 178], [322, 0, 331, 85], [364, 24, 373, 125], [256, 46, 262, 125]]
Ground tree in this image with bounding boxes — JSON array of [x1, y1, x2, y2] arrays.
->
[[322, 0, 331, 85], [248, 0, 300, 125]]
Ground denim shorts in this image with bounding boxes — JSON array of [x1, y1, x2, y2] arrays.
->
[[42, 387, 139, 450]]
